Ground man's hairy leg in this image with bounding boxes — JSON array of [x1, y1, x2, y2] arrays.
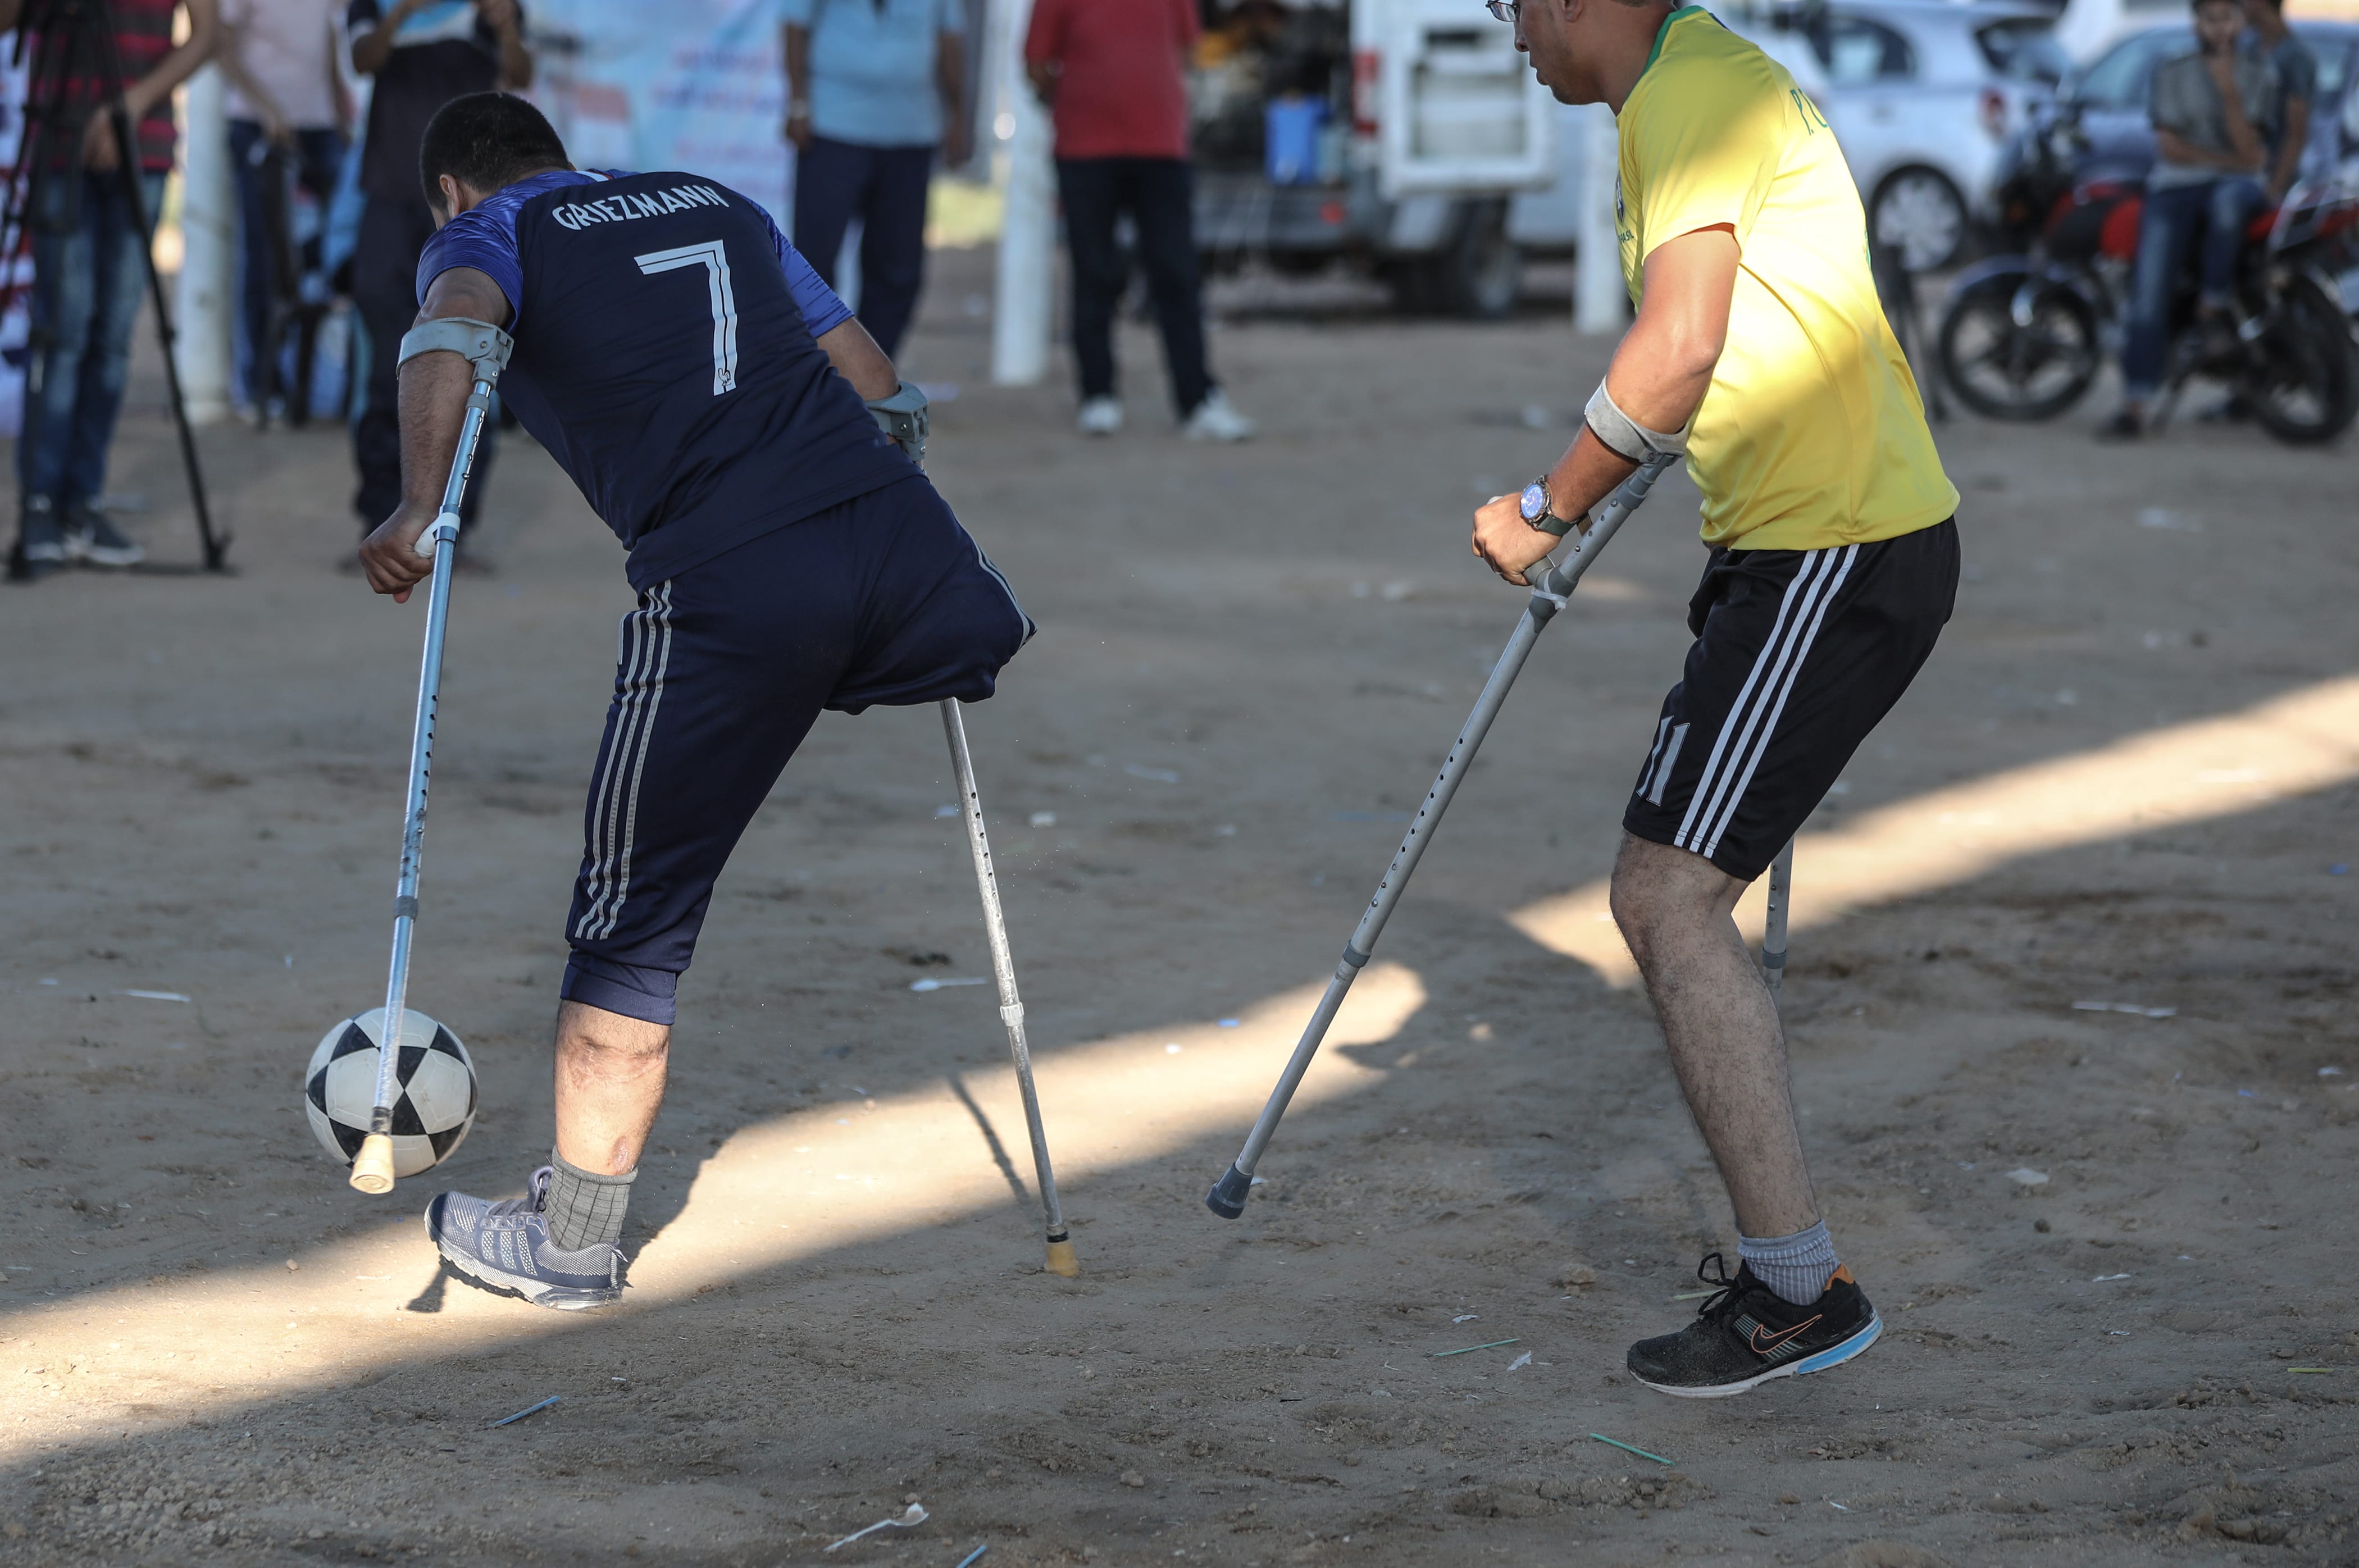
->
[[1609, 832, 1818, 1238], [552, 1000, 671, 1176]]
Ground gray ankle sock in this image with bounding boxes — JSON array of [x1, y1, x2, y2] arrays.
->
[[1738, 1220, 1839, 1306], [544, 1151, 635, 1251]]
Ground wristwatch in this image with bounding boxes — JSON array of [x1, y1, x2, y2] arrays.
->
[[1518, 476, 1575, 538]]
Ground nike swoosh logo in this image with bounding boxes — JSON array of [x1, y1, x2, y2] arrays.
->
[[1750, 1314, 1822, 1353]]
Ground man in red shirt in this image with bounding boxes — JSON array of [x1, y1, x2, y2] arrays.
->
[[1024, 0, 1253, 441]]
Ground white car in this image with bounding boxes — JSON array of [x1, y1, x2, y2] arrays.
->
[[1783, 0, 2070, 271]]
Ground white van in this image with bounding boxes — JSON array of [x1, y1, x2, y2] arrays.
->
[[1190, 0, 1556, 316]]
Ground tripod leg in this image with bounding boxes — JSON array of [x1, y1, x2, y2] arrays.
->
[[108, 102, 226, 570], [940, 697, 1079, 1277]]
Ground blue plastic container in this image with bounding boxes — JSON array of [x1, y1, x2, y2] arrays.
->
[[1265, 97, 1328, 186]]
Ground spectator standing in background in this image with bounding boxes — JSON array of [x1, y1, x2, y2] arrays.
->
[[216, 0, 349, 420], [345, 0, 530, 553], [781, 0, 969, 361], [1024, 0, 1253, 441], [2243, 0, 2314, 200], [1, 0, 218, 574], [2101, 0, 2275, 440]]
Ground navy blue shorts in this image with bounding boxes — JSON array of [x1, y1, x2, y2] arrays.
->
[[558, 477, 1032, 1024]]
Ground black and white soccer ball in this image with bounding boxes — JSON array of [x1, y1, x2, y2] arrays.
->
[[304, 1008, 478, 1178]]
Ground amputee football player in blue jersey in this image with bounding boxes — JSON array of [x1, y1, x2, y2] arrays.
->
[[361, 94, 1033, 1310]]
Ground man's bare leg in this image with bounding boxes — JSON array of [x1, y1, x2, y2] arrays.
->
[[421, 998, 664, 1306], [1608, 831, 1816, 1238], [552, 999, 671, 1175], [529, 999, 671, 1256]]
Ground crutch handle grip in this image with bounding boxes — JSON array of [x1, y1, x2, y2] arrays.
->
[[412, 513, 461, 559], [1205, 1162, 1254, 1219]]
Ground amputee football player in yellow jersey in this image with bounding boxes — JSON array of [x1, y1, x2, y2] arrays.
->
[[1470, 0, 1961, 1398]]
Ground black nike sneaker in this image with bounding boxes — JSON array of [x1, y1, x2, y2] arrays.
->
[[1625, 1253, 1881, 1398]]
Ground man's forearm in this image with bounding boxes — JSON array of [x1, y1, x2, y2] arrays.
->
[[816, 317, 899, 401], [2273, 99, 2310, 191], [784, 25, 810, 108], [125, 0, 218, 119], [937, 34, 967, 127], [496, 24, 532, 89], [395, 352, 477, 514], [215, 33, 287, 128]]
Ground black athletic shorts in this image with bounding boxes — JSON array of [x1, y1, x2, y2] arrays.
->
[[1623, 518, 1959, 882]]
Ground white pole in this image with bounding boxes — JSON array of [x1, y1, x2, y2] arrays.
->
[[173, 63, 234, 425], [1573, 102, 1622, 337], [989, 0, 1052, 386]]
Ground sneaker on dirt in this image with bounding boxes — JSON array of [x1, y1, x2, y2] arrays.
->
[[20, 496, 67, 567], [62, 503, 144, 567], [1625, 1254, 1880, 1398], [425, 1165, 624, 1310], [1182, 386, 1255, 443]]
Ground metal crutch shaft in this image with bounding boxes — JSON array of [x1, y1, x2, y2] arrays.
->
[[941, 698, 1080, 1275], [1206, 452, 1681, 1218], [349, 372, 498, 1194], [1761, 838, 1794, 1004]]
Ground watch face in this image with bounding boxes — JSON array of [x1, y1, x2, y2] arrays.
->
[[1519, 482, 1547, 522]]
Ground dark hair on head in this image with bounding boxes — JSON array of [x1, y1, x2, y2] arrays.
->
[[419, 92, 571, 210]]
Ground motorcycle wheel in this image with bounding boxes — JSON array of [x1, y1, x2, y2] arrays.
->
[[2246, 276, 2359, 445], [1937, 273, 2101, 422]]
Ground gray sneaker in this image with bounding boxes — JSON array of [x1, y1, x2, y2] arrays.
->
[[425, 1166, 625, 1310], [20, 495, 66, 566], [62, 502, 144, 568]]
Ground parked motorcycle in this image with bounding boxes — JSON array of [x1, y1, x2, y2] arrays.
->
[[1937, 105, 2359, 444]]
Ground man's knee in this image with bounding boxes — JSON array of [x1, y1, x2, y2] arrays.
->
[[555, 999, 670, 1066], [1610, 833, 1745, 961]]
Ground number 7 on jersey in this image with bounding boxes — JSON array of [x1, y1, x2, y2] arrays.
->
[[635, 240, 740, 395]]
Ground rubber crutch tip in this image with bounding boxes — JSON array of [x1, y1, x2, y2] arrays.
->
[[1043, 1238, 1081, 1277], [348, 1133, 397, 1195]]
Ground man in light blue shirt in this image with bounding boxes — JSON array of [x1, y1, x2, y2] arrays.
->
[[781, 0, 971, 358]]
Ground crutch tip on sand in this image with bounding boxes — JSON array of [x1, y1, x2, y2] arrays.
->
[[1042, 1236, 1082, 1277], [1205, 1163, 1253, 1219]]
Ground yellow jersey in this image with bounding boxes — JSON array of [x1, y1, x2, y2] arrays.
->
[[1616, 7, 1957, 551]]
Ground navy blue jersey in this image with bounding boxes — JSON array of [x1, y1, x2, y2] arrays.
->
[[416, 168, 915, 588]]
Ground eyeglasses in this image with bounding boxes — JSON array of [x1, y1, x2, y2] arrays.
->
[[1485, 0, 1519, 19]]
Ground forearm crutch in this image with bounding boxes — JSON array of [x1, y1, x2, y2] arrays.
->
[[941, 698, 1080, 1277], [1761, 838, 1795, 1006], [1206, 452, 1682, 1219], [350, 321, 513, 1194]]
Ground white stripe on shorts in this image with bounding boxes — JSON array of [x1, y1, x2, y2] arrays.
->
[[574, 582, 676, 942], [1672, 545, 1857, 859]]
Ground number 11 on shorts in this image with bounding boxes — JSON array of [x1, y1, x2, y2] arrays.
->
[[635, 240, 740, 395]]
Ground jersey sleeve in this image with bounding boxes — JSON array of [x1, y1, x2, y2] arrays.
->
[[1625, 55, 1787, 264], [416, 206, 525, 326], [757, 204, 854, 339]]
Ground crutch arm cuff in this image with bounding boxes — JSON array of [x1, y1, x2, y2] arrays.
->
[[399, 317, 516, 384]]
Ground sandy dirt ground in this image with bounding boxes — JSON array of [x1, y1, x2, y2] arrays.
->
[[2, 244, 2357, 1568]]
